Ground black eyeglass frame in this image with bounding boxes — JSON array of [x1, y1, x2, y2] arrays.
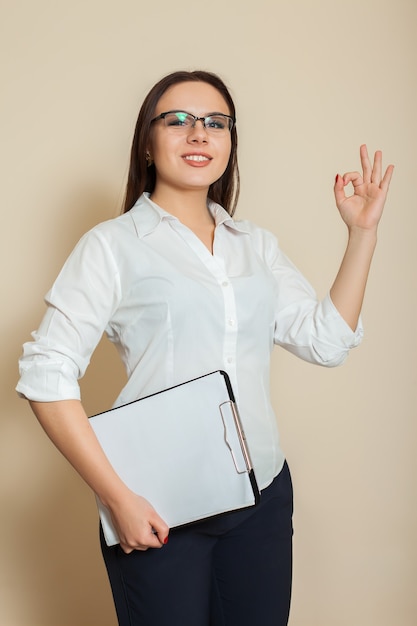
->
[[150, 110, 235, 132]]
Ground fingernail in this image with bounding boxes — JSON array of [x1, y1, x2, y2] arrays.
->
[[335, 174, 339, 183], [163, 536, 169, 545]]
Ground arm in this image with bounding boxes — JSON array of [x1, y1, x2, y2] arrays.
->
[[30, 399, 169, 553], [330, 145, 394, 330]]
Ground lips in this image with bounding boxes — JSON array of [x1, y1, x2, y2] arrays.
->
[[184, 155, 210, 162], [182, 152, 212, 164]]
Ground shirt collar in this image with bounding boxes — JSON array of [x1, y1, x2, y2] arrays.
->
[[207, 200, 251, 234], [129, 193, 250, 238]]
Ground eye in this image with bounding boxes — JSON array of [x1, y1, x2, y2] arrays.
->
[[205, 115, 228, 130], [165, 112, 192, 127]]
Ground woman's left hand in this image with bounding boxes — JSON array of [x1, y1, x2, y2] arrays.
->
[[334, 144, 394, 232]]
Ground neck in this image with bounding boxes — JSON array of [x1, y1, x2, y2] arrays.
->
[[150, 185, 215, 253], [150, 186, 213, 229]]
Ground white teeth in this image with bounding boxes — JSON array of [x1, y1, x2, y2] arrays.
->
[[184, 155, 209, 162]]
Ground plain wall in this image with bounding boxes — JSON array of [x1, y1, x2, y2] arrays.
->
[[1, 0, 416, 624]]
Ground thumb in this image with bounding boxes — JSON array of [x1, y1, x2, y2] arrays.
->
[[150, 511, 170, 546], [334, 173, 346, 208]]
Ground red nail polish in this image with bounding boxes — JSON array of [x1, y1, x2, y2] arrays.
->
[[163, 536, 169, 544], [335, 174, 339, 183]]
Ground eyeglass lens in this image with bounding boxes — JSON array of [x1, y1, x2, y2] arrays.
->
[[162, 111, 233, 133]]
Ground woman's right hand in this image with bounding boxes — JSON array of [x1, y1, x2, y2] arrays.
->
[[107, 489, 170, 553]]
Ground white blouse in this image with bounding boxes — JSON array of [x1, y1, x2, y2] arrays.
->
[[16, 193, 363, 489]]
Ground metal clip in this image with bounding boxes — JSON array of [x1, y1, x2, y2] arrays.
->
[[219, 401, 253, 474]]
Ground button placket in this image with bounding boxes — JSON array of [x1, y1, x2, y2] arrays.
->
[[196, 251, 238, 385], [168, 220, 239, 392]]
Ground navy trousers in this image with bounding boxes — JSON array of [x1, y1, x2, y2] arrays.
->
[[100, 461, 293, 626]]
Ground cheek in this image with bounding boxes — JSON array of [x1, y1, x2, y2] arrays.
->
[[151, 137, 178, 170], [224, 136, 232, 160], [219, 140, 232, 171], [149, 134, 162, 161], [149, 128, 175, 157]]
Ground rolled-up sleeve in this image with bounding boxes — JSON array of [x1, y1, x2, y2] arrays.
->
[[16, 229, 121, 401], [263, 230, 364, 366]]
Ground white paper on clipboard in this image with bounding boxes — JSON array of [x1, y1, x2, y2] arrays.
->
[[89, 370, 260, 546]]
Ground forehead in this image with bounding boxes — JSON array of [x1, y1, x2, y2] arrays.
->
[[154, 81, 230, 116]]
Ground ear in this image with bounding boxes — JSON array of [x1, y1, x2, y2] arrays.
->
[[145, 150, 153, 167]]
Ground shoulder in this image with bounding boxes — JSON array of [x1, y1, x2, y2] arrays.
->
[[86, 211, 137, 241], [72, 208, 141, 260], [81, 193, 157, 241], [55, 213, 138, 282]]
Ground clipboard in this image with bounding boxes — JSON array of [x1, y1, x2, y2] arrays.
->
[[89, 370, 260, 546]]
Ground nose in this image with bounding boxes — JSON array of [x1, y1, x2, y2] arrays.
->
[[187, 119, 208, 142]]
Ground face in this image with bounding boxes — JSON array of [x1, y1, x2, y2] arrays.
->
[[148, 81, 232, 197]]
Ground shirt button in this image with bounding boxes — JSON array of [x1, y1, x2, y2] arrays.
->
[[227, 357, 233, 364], [221, 281, 229, 287], [228, 319, 235, 327]]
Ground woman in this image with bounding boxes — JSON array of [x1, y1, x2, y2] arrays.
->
[[16, 70, 394, 625]]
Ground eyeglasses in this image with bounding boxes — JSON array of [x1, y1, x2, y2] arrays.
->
[[151, 110, 235, 134]]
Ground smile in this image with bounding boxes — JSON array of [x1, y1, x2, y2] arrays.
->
[[183, 155, 211, 162]]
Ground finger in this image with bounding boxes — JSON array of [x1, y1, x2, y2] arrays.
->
[[380, 163, 394, 192], [334, 173, 346, 206], [119, 532, 151, 553], [342, 171, 364, 188], [371, 149, 383, 185], [120, 543, 135, 554], [360, 144, 372, 184], [119, 527, 161, 553], [150, 514, 170, 548]]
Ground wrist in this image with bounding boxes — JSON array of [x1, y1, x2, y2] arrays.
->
[[96, 477, 133, 510], [347, 225, 378, 246]]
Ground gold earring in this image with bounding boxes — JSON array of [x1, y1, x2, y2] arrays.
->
[[146, 151, 153, 167]]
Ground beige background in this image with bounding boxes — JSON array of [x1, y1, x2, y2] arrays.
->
[[1, 0, 416, 624]]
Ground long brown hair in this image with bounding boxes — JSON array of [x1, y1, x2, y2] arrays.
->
[[122, 70, 240, 216]]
